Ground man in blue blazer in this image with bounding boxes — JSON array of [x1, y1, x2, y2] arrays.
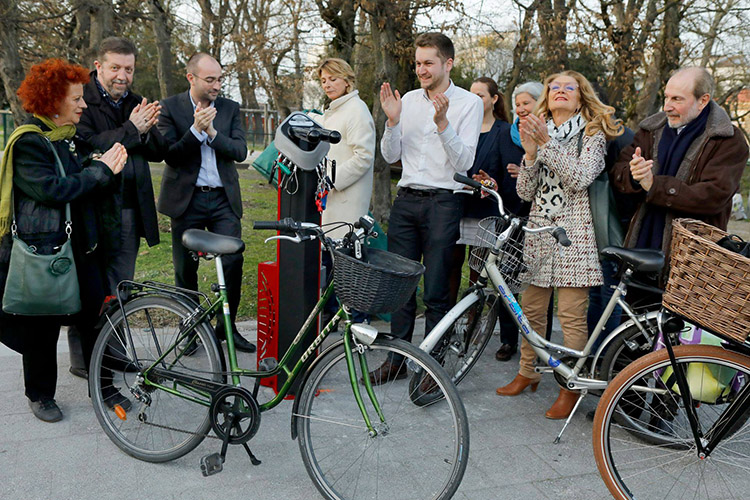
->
[[157, 52, 255, 352]]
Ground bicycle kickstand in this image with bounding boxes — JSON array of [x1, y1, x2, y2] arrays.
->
[[553, 391, 586, 444]]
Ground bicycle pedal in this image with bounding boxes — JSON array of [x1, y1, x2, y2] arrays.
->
[[200, 453, 224, 476]]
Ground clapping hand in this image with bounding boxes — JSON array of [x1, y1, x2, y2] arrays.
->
[[193, 103, 217, 134], [129, 98, 161, 135], [518, 113, 550, 163], [506, 163, 520, 178], [379, 83, 402, 127], [432, 93, 449, 132], [629, 146, 654, 191], [99, 143, 127, 174]]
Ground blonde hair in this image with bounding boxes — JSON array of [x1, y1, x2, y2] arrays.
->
[[316, 58, 356, 94], [535, 70, 622, 140]]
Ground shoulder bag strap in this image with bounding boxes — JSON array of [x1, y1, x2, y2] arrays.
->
[[10, 136, 72, 239]]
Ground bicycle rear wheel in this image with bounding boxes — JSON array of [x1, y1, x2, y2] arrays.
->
[[89, 295, 223, 462], [593, 344, 750, 500], [410, 291, 498, 405], [296, 338, 469, 500]]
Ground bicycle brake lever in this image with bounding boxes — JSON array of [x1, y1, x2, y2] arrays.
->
[[264, 235, 303, 244]]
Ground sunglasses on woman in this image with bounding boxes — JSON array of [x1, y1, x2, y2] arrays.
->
[[548, 82, 578, 93]]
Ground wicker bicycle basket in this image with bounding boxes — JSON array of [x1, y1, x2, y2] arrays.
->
[[662, 218, 750, 345], [468, 216, 556, 294], [332, 248, 425, 314]]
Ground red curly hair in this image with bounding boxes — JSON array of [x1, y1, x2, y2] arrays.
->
[[16, 59, 89, 117]]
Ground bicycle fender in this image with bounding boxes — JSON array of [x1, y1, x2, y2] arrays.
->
[[290, 332, 399, 440], [591, 309, 660, 369]]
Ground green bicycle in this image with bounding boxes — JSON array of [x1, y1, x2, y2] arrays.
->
[[88, 217, 469, 500]]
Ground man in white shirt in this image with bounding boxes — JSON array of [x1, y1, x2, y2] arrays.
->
[[370, 32, 483, 383]]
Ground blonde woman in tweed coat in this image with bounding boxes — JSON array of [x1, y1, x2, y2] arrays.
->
[[496, 70, 623, 419]]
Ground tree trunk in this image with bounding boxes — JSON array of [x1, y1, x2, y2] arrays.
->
[[633, 1, 683, 126], [197, 0, 214, 53], [0, 0, 28, 125], [602, 0, 658, 117], [505, 0, 538, 114], [86, 0, 114, 66], [537, 0, 571, 73], [700, 0, 735, 67], [315, 0, 357, 62], [148, 0, 174, 99]]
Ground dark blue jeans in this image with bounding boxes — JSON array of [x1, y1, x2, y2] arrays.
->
[[387, 189, 462, 345]]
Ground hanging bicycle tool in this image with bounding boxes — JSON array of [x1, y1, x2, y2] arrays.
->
[[315, 159, 335, 213]]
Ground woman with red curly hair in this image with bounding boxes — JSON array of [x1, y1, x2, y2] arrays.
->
[[0, 59, 127, 422]]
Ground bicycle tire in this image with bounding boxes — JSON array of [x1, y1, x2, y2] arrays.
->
[[410, 291, 498, 405], [89, 295, 224, 462], [593, 344, 750, 500], [598, 318, 660, 383], [296, 337, 470, 500]]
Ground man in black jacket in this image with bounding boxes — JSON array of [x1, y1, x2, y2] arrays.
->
[[78, 37, 165, 293], [73, 37, 167, 378], [157, 52, 254, 353]]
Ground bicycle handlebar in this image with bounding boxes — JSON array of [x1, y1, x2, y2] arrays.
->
[[453, 173, 483, 190]]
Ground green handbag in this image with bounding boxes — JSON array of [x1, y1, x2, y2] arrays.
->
[[2, 138, 81, 316]]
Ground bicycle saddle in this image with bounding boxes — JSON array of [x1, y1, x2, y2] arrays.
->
[[182, 229, 245, 255], [600, 247, 664, 273]]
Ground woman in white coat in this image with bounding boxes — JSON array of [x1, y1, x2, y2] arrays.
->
[[317, 58, 376, 323], [317, 58, 376, 238]]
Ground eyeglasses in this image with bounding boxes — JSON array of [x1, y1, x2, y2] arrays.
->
[[548, 82, 578, 93], [192, 74, 225, 85]]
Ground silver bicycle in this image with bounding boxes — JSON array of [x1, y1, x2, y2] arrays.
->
[[411, 173, 666, 442]]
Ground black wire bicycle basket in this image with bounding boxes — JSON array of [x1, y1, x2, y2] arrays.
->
[[468, 216, 556, 293], [333, 248, 425, 314]]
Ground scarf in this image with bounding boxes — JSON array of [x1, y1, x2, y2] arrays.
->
[[510, 117, 522, 148], [636, 105, 711, 250], [95, 76, 128, 110], [534, 114, 587, 217], [0, 115, 76, 238], [547, 113, 586, 145]]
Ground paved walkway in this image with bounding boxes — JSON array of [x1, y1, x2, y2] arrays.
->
[[0, 318, 612, 500]]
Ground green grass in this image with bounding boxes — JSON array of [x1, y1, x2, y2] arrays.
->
[[136, 165, 278, 320]]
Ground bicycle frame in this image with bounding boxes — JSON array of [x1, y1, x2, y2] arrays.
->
[[419, 216, 660, 392], [114, 252, 387, 435]]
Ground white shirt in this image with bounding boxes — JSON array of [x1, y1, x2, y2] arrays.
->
[[380, 81, 483, 190], [188, 94, 222, 188]]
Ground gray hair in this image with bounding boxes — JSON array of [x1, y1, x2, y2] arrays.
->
[[671, 67, 715, 100], [512, 81, 544, 103]]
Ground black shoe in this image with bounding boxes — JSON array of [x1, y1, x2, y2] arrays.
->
[[495, 344, 517, 362], [215, 324, 256, 353], [230, 332, 257, 353], [586, 409, 596, 421], [69, 366, 89, 379], [102, 387, 133, 412], [29, 398, 63, 422]]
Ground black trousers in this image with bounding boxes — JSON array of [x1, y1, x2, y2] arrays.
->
[[170, 189, 243, 328], [387, 189, 462, 344]]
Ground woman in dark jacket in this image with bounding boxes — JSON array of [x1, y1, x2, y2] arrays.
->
[[0, 59, 127, 422]]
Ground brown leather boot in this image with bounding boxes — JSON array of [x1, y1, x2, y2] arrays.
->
[[496, 374, 540, 396], [545, 388, 580, 419]]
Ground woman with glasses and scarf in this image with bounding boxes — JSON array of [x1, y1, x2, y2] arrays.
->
[[495, 70, 623, 420]]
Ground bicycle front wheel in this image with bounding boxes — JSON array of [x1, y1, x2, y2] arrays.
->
[[410, 291, 498, 405], [296, 338, 469, 500], [593, 344, 750, 499], [89, 295, 224, 462]]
